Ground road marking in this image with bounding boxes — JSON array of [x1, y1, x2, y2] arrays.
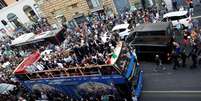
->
[[192, 16, 201, 19], [142, 91, 201, 93]]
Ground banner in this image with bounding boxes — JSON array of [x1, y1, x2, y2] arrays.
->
[[13, 51, 41, 74]]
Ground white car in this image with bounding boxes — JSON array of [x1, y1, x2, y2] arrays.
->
[[112, 24, 130, 39], [163, 11, 191, 28]]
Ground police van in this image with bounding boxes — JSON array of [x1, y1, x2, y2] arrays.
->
[[126, 22, 173, 61]]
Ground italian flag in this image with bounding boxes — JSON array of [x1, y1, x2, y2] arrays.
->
[[108, 53, 118, 64], [112, 53, 117, 59]]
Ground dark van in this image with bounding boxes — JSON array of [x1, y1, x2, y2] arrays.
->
[[126, 22, 173, 61]]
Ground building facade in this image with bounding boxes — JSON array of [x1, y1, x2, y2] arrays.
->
[[36, 0, 136, 25], [4, 0, 17, 6], [0, 0, 40, 36]]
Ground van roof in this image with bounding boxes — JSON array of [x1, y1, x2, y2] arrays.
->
[[163, 11, 188, 18], [112, 24, 129, 31], [134, 22, 171, 32]]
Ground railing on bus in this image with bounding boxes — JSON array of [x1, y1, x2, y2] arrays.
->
[[15, 64, 121, 81]]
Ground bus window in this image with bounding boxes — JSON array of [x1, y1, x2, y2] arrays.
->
[[168, 16, 180, 21], [162, 18, 167, 22], [119, 29, 126, 32], [114, 29, 126, 33]]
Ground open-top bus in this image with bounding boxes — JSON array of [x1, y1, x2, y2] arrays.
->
[[13, 42, 143, 101]]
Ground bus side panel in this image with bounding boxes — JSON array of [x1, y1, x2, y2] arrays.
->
[[21, 75, 127, 99]]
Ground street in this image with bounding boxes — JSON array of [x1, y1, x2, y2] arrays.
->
[[139, 4, 201, 101], [193, 4, 201, 22], [140, 62, 201, 101], [193, 4, 201, 17], [141, 92, 201, 101]]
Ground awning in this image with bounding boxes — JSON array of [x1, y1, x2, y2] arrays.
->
[[13, 51, 41, 74]]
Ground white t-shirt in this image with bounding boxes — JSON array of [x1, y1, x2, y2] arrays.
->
[[57, 63, 64, 68]]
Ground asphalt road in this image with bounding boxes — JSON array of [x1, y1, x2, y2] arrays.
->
[[141, 92, 201, 101], [193, 4, 201, 24], [139, 4, 201, 101], [193, 4, 201, 17], [140, 62, 201, 101]]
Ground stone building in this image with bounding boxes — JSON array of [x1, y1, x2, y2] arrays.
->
[[35, 0, 135, 25]]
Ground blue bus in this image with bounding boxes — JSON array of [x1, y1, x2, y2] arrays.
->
[[14, 42, 143, 101]]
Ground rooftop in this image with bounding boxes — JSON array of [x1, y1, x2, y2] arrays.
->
[[163, 11, 188, 18], [11, 28, 62, 46], [134, 22, 172, 32], [112, 24, 129, 31]]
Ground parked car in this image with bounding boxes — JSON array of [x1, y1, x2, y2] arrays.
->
[[162, 11, 191, 28], [112, 24, 130, 39]]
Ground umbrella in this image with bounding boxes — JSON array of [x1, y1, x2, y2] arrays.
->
[[0, 83, 16, 94]]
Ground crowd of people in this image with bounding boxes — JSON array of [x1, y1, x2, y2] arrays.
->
[[28, 34, 119, 72], [155, 25, 201, 71], [169, 27, 201, 70]]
